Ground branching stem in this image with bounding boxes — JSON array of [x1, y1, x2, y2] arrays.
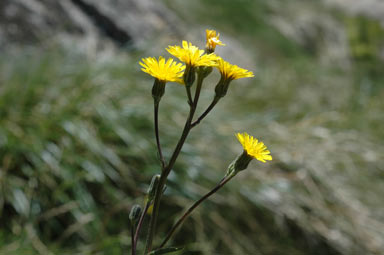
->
[[191, 97, 219, 128], [159, 173, 235, 248], [144, 73, 205, 254]]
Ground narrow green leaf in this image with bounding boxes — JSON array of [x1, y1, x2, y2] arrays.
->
[[149, 247, 184, 255]]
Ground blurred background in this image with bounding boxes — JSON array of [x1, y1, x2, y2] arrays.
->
[[0, 0, 383, 254]]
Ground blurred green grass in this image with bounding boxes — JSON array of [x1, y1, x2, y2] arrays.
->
[[1, 0, 384, 254], [0, 49, 159, 254]]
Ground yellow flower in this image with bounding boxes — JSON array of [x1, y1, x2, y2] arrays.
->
[[206, 29, 225, 52], [236, 132, 272, 163], [213, 58, 254, 99], [167, 41, 219, 67], [139, 56, 185, 83], [217, 58, 254, 81]]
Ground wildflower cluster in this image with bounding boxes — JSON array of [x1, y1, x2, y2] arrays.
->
[[132, 29, 272, 255]]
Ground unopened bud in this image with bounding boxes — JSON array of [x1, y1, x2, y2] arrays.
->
[[129, 204, 142, 223], [147, 174, 161, 202]]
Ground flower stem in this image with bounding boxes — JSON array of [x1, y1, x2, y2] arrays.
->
[[186, 86, 193, 106], [159, 172, 236, 248], [154, 103, 165, 168], [145, 110, 194, 254], [144, 175, 165, 254], [191, 97, 219, 128], [144, 74, 206, 254], [131, 224, 136, 255], [193, 73, 204, 107], [133, 202, 150, 253]]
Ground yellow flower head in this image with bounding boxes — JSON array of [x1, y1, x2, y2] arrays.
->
[[236, 132, 272, 163], [167, 41, 219, 67], [206, 29, 225, 52], [217, 58, 254, 81], [140, 56, 185, 83]]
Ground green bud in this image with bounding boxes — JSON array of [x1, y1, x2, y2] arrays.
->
[[214, 76, 231, 100], [129, 204, 142, 223], [147, 174, 161, 202], [152, 79, 166, 104], [183, 65, 196, 87], [226, 151, 252, 176]]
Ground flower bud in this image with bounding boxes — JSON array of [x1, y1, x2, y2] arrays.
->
[[146, 183, 166, 215], [152, 79, 166, 104], [147, 174, 161, 202], [129, 204, 142, 223], [147, 204, 154, 215]]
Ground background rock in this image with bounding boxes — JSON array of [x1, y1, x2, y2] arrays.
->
[[0, 0, 183, 52]]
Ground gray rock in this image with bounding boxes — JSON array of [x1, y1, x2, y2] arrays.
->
[[0, 0, 183, 50]]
